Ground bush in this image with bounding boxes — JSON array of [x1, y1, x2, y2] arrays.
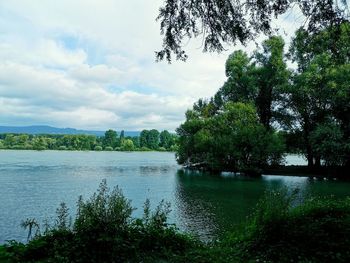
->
[[94, 145, 102, 151], [2, 180, 195, 262], [230, 190, 350, 263], [140, 146, 151, 151], [58, 145, 67, 151], [104, 146, 114, 151], [3, 185, 350, 263]]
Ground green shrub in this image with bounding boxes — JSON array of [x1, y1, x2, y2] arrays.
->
[[58, 145, 67, 151], [94, 145, 102, 151], [11, 145, 26, 150], [230, 190, 350, 263], [3, 180, 196, 262], [140, 146, 151, 151], [104, 146, 114, 151], [3, 185, 350, 263]]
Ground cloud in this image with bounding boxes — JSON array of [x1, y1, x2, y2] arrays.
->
[[0, 61, 192, 130], [0, 0, 303, 131]]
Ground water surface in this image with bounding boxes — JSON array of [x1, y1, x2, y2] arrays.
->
[[0, 150, 349, 243]]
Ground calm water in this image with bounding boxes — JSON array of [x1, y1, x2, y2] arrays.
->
[[0, 150, 349, 243]]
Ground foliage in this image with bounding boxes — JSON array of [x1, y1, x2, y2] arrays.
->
[[229, 190, 350, 263], [139, 129, 177, 150], [310, 122, 348, 166], [120, 139, 135, 151], [0, 128, 178, 152], [156, 0, 350, 62], [288, 23, 350, 166], [94, 145, 102, 151], [176, 102, 285, 173], [1, 180, 195, 263], [2, 186, 350, 262], [176, 23, 350, 170], [103, 129, 118, 149]]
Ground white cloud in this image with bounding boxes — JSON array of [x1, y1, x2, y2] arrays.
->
[[0, 0, 303, 131]]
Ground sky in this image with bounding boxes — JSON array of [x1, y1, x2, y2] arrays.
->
[[0, 0, 302, 131]]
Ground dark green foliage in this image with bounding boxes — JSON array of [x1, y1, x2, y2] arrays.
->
[[0, 129, 178, 152], [177, 102, 285, 173], [157, 0, 349, 62], [2, 186, 350, 262], [148, 129, 160, 150], [159, 130, 175, 149], [103, 129, 118, 149], [229, 190, 350, 263], [176, 23, 350, 171], [214, 37, 290, 130], [309, 122, 347, 166], [288, 23, 350, 167], [1, 180, 195, 263]]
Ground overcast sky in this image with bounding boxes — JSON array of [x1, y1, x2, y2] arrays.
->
[[0, 0, 302, 131]]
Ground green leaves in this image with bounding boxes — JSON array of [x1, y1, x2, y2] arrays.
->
[[176, 102, 285, 172], [157, 0, 350, 62]]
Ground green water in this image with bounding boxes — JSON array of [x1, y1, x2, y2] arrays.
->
[[0, 150, 349, 243]]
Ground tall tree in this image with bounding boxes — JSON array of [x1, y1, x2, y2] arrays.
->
[[103, 129, 118, 149], [148, 129, 160, 150], [288, 22, 350, 166], [140, 130, 150, 148], [214, 36, 289, 129], [176, 102, 285, 172], [254, 36, 290, 129], [216, 50, 257, 106], [159, 130, 172, 149]]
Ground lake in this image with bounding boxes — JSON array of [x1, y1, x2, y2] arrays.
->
[[0, 150, 349, 243]]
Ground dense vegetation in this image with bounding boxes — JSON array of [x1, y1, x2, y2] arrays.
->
[[1, 182, 350, 262], [0, 129, 178, 152], [176, 22, 350, 173]]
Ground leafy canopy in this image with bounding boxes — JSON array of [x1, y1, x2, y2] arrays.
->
[[157, 0, 350, 62]]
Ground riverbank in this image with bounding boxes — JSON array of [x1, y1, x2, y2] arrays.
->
[[184, 165, 348, 179], [0, 148, 175, 152], [1, 185, 349, 263], [263, 165, 349, 179]]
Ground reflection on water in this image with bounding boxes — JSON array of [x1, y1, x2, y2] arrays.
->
[[0, 151, 349, 243], [174, 170, 350, 241]]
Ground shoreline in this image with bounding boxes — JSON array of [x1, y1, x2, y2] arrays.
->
[[0, 148, 176, 153]]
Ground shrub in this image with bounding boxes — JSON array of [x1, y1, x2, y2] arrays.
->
[[104, 146, 114, 151], [58, 146, 67, 151], [94, 145, 102, 151], [140, 146, 151, 151], [231, 190, 350, 263], [3, 185, 350, 263], [158, 147, 167, 152], [3, 180, 195, 262]]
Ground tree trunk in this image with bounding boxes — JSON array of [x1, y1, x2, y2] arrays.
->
[[314, 156, 321, 167], [303, 117, 314, 167]]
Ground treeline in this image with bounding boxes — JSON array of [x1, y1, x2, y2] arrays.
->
[[177, 22, 350, 172], [0, 129, 178, 151]]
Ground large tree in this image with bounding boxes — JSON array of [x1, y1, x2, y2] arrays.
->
[[157, 0, 349, 62], [176, 102, 285, 172], [212, 36, 289, 129], [288, 22, 350, 167]]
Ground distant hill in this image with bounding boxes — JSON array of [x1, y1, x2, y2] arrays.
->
[[0, 125, 140, 137]]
